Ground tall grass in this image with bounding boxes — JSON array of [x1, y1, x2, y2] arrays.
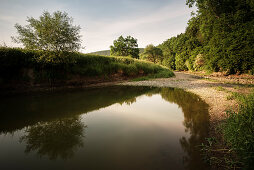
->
[[0, 47, 174, 85], [70, 53, 173, 77], [222, 91, 254, 169]]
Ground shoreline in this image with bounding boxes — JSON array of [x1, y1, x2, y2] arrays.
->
[[1, 71, 252, 168], [119, 71, 253, 169]]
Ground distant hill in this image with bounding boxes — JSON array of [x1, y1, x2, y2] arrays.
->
[[88, 50, 111, 56], [88, 48, 144, 56]]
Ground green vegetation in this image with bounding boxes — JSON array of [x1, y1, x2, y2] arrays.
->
[[222, 91, 254, 169], [214, 86, 227, 92], [0, 47, 173, 88], [88, 48, 144, 56], [201, 91, 254, 169], [146, 0, 254, 74], [226, 92, 243, 101], [110, 35, 139, 59], [141, 44, 163, 64], [12, 11, 81, 52]]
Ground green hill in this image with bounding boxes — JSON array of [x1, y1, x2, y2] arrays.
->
[[88, 48, 144, 56], [0, 47, 173, 91]]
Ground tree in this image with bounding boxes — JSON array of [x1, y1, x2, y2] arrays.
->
[[12, 11, 82, 52], [110, 35, 139, 58], [142, 44, 163, 63]]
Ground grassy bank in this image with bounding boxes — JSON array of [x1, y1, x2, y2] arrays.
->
[[200, 90, 254, 169], [222, 91, 254, 169], [0, 47, 174, 89]]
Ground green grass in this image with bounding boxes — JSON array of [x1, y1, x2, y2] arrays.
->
[[222, 91, 254, 169], [72, 53, 174, 77], [226, 92, 243, 100], [214, 86, 227, 92], [0, 47, 174, 84]]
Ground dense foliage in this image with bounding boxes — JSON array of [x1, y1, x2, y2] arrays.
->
[[156, 0, 254, 74], [141, 44, 163, 64], [12, 11, 81, 52], [0, 47, 173, 87], [110, 36, 139, 59]]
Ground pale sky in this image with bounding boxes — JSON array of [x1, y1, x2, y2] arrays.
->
[[0, 0, 194, 53]]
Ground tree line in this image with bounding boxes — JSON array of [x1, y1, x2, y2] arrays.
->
[[11, 1, 254, 75], [156, 0, 254, 74]]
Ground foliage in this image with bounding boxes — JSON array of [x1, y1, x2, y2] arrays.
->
[[141, 44, 163, 64], [222, 92, 254, 169], [110, 35, 139, 59], [0, 47, 173, 86], [158, 0, 254, 74], [12, 11, 81, 52]]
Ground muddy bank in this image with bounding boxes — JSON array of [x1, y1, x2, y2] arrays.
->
[[0, 74, 131, 95]]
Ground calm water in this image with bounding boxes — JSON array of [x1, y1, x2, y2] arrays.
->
[[0, 86, 209, 170]]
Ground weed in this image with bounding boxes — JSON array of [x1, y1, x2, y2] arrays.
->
[[214, 86, 226, 91]]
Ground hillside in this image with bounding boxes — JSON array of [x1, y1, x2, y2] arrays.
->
[[88, 48, 144, 56], [0, 47, 173, 92]]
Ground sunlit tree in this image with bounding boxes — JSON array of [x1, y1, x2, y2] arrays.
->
[[110, 35, 139, 58], [12, 11, 82, 52]]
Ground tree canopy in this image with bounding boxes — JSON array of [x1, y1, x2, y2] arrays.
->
[[110, 35, 139, 58], [12, 11, 82, 52], [158, 0, 254, 74], [141, 44, 163, 64]]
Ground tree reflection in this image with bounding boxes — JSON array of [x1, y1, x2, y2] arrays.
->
[[160, 88, 210, 169], [20, 116, 86, 160], [0, 86, 158, 133]]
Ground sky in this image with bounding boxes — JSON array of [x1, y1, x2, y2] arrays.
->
[[0, 0, 194, 53]]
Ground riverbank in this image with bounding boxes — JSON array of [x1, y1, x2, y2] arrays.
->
[[119, 71, 254, 169], [0, 47, 174, 94]]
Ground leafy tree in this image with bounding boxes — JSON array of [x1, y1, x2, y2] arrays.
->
[[12, 11, 82, 52], [110, 35, 139, 58], [142, 44, 163, 63]]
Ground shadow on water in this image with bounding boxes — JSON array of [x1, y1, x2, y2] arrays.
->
[[0, 86, 209, 169]]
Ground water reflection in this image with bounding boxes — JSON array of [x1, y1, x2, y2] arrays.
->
[[160, 88, 210, 169], [0, 86, 156, 133], [0, 86, 210, 169], [20, 116, 86, 160]]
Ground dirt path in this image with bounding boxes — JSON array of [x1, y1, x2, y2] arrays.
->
[[119, 72, 253, 123]]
